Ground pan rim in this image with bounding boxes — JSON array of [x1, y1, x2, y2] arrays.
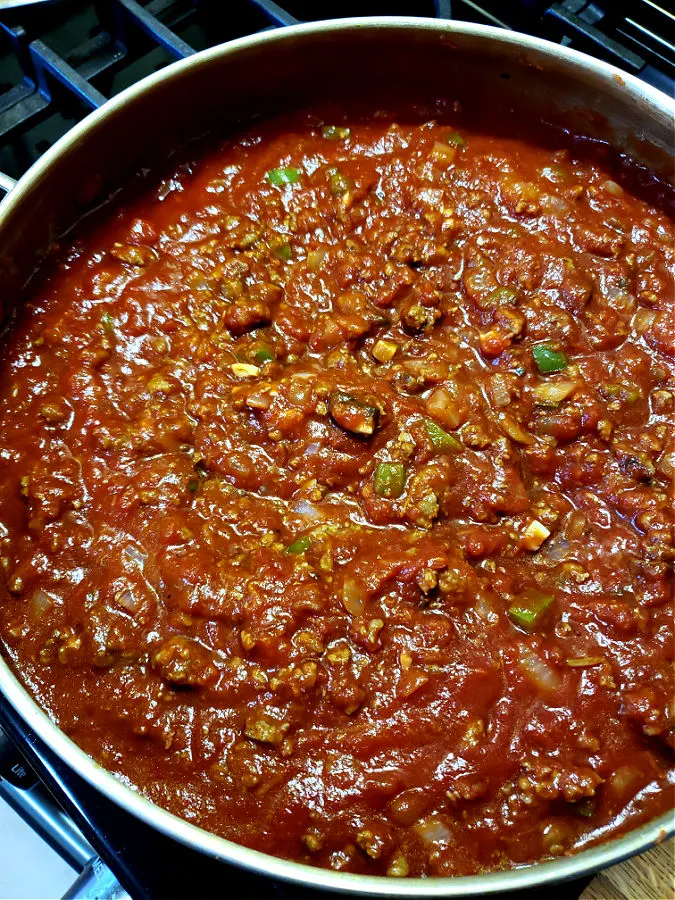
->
[[0, 15, 673, 896]]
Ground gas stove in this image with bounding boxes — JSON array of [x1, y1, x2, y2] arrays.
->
[[0, 2, 673, 898]]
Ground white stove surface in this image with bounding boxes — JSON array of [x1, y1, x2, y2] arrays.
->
[[0, 799, 75, 900]]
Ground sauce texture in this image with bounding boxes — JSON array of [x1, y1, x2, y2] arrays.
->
[[0, 106, 673, 877]]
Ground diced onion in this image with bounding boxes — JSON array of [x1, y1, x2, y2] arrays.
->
[[307, 248, 327, 272], [499, 413, 533, 445], [288, 377, 314, 406], [520, 650, 561, 691], [431, 142, 457, 164], [415, 817, 452, 845], [633, 308, 656, 334], [606, 291, 636, 314], [657, 450, 675, 479], [491, 375, 511, 408], [231, 363, 260, 378], [124, 545, 146, 566], [532, 380, 578, 404], [566, 656, 604, 668], [292, 499, 323, 521], [608, 765, 642, 800], [564, 510, 587, 540], [540, 538, 571, 564], [474, 594, 498, 623], [32, 589, 53, 617], [115, 589, 141, 613], [541, 194, 570, 215], [426, 387, 462, 429], [342, 577, 365, 616], [245, 390, 273, 410], [603, 179, 624, 196]]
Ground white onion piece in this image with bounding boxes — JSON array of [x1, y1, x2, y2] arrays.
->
[[566, 656, 604, 668], [288, 377, 314, 406], [474, 594, 498, 624], [491, 375, 511, 408], [540, 538, 571, 564], [564, 510, 587, 541], [499, 413, 533, 445], [115, 589, 141, 614], [292, 499, 323, 520], [541, 194, 570, 215], [603, 179, 624, 196], [415, 817, 452, 845], [245, 390, 273, 410], [633, 308, 656, 334], [32, 589, 53, 617], [426, 387, 462, 429], [607, 765, 642, 801], [520, 649, 561, 692], [657, 450, 675, 480], [125, 545, 146, 566], [342, 577, 365, 617], [532, 380, 578, 404], [606, 291, 636, 314]]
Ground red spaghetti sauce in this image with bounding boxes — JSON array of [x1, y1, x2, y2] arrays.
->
[[0, 105, 673, 877]]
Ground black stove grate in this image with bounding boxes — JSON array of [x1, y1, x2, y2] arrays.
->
[[0, 0, 673, 178]]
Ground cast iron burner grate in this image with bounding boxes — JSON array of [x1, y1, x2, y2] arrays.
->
[[0, 2, 673, 898]]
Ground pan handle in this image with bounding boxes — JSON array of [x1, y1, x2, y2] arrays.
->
[[0, 172, 17, 195], [62, 856, 132, 900]]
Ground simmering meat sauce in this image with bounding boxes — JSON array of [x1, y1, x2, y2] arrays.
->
[[0, 104, 673, 877]]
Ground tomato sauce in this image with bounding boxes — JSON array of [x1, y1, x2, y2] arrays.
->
[[0, 104, 673, 877]]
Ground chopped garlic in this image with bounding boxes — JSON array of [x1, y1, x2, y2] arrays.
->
[[245, 390, 273, 410], [231, 363, 260, 378], [566, 656, 605, 668], [372, 339, 399, 363], [521, 519, 551, 551]]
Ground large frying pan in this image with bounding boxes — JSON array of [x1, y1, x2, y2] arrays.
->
[[0, 17, 673, 898]]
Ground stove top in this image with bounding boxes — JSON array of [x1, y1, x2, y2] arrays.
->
[[0, 2, 673, 898]]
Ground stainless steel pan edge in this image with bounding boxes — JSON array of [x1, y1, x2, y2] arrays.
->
[[0, 16, 673, 897]]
